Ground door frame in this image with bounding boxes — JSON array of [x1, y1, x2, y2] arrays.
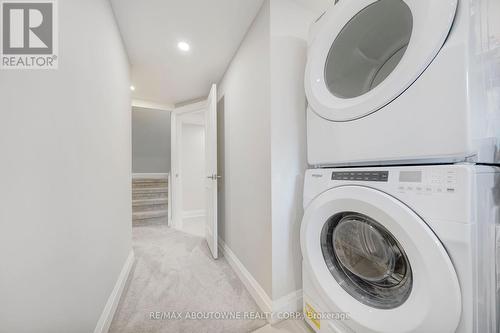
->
[[170, 100, 207, 230], [204, 84, 218, 259]]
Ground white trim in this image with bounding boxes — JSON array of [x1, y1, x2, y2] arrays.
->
[[271, 289, 303, 322], [132, 173, 169, 179], [132, 99, 174, 111], [175, 97, 208, 109], [171, 111, 180, 228], [173, 100, 207, 114], [171, 104, 207, 229], [167, 173, 173, 227], [93, 250, 135, 333], [180, 117, 205, 126], [182, 209, 206, 219], [217, 238, 304, 324], [175, 210, 206, 230], [218, 237, 273, 314]]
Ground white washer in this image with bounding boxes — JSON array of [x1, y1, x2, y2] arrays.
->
[[305, 0, 500, 166], [301, 165, 499, 333]]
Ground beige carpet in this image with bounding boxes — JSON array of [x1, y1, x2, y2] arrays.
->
[[253, 320, 313, 333], [109, 224, 267, 333]]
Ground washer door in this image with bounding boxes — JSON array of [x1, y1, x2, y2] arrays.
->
[[305, 0, 458, 122], [300, 186, 461, 332]]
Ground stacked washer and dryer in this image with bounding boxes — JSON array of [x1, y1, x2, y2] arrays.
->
[[300, 1, 500, 333]]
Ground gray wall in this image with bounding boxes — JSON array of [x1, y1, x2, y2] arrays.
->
[[217, 1, 273, 297], [270, 0, 314, 301], [0, 0, 132, 332], [217, 0, 315, 306], [132, 108, 171, 173]]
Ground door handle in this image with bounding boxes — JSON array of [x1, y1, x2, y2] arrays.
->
[[206, 174, 222, 180]]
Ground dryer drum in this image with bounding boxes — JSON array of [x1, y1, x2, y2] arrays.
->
[[321, 212, 413, 309], [324, 0, 414, 99]]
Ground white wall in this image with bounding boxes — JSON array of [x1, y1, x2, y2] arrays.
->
[[270, 0, 315, 302], [132, 107, 171, 173], [0, 0, 132, 332], [291, 0, 332, 18], [181, 122, 205, 214], [217, 0, 315, 310], [218, 1, 273, 297]]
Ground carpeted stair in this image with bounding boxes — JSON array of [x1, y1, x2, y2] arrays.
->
[[132, 175, 168, 225]]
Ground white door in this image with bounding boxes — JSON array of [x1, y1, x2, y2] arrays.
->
[[205, 84, 218, 259]]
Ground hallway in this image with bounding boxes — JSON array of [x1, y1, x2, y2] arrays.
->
[[109, 224, 267, 333]]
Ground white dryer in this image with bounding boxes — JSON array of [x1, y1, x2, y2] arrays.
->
[[305, 0, 500, 166], [300, 165, 499, 333]]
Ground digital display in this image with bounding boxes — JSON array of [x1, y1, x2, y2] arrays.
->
[[331, 171, 389, 182], [399, 171, 422, 183]]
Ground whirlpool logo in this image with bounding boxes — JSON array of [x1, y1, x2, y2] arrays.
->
[[1, 0, 58, 69]]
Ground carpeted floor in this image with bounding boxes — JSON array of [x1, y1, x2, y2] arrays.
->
[[109, 223, 267, 333]]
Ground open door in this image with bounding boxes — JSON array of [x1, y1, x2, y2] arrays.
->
[[205, 84, 218, 259]]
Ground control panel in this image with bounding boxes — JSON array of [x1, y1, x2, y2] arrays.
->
[[328, 169, 459, 195], [304, 166, 471, 224], [331, 171, 389, 182], [397, 170, 458, 195]]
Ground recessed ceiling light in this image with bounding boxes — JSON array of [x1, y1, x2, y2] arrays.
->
[[130, 85, 136, 91], [177, 41, 190, 52]]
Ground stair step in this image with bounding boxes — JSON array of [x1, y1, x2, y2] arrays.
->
[[133, 183, 168, 189], [133, 187, 168, 194], [133, 203, 168, 213], [132, 176, 169, 224], [133, 216, 168, 226], [132, 198, 168, 206], [132, 178, 168, 183], [133, 192, 167, 200], [133, 210, 168, 220]]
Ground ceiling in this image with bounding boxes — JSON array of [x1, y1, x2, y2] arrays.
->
[[110, 0, 265, 107]]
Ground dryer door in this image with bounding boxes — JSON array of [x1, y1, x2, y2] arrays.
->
[[300, 186, 461, 332], [305, 0, 458, 121]]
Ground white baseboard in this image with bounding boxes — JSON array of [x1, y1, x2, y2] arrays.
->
[[182, 209, 206, 219], [270, 289, 303, 324], [93, 250, 135, 333], [218, 237, 272, 313], [218, 237, 304, 324]]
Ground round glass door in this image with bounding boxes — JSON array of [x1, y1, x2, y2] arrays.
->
[[325, 0, 413, 99], [300, 185, 461, 332], [321, 212, 412, 309], [304, 0, 458, 121]]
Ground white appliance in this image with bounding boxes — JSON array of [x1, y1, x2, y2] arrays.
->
[[305, 0, 500, 167], [300, 165, 499, 333]]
